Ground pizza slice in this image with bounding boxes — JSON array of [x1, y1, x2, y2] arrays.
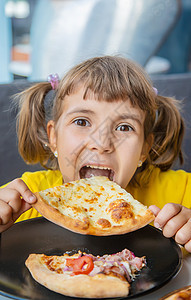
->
[[160, 285, 191, 300], [33, 176, 155, 235], [25, 248, 146, 298]]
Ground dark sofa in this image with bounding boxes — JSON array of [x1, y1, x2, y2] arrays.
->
[[0, 73, 191, 186], [0, 81, 41, 186]]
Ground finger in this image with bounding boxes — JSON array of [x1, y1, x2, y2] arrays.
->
[[0, 188, 22, 213], [0, 198, 32, 228], [162, 213, 189, 238], [149, 205, 161, 216], [174, 218, 191, 245], [154, 203, 181, 229], [149, 205, 162, 229], [14, 198, 33, 219], [184, 239, 191, 253], [6, 179, 36, 204], [0, 199, 13, 225]]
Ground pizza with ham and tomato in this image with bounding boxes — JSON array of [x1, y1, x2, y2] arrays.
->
[[25, 248, 146, 298], [33, 176, 155, 235]]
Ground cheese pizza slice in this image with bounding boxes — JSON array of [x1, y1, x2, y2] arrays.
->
[[33, 176, 155, 235], [25, 248, 146, 298]]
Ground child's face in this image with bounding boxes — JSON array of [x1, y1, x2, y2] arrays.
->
[[48, 86, 150, 188]]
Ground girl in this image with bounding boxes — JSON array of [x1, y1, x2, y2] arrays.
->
[[0, 56, 190, 252]]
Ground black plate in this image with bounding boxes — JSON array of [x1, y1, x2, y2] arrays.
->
[[0, 218, 182, 300]]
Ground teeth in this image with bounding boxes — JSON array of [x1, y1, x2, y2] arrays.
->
[[86, 165, 111, 170]]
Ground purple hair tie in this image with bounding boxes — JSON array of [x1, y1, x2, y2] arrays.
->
[[153, 87, 158, 95], [47, 73, 59, 89], [44, 73, 59, 123]]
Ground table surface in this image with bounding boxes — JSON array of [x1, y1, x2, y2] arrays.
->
[[0, 247, 190, 300]]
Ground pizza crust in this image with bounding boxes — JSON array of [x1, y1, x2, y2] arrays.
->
[[33, 194, 154, 235], [25, 254, 130, 298], [160, 285, 191, 300], [33, 176, 155, 235], [33, 196, 90, 232]]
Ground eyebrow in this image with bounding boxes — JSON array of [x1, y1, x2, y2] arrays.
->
[[65, 109, 96, 116], [65, 109, 143, 126], [115, 113, 143, 126]]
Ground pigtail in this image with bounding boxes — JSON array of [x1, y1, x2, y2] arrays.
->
[[15, 82, 55, 168], [149, 95, 184, 171]]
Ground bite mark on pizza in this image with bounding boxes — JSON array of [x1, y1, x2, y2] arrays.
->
[[33, 176, 155, 235], [25, 248, 146, 298]]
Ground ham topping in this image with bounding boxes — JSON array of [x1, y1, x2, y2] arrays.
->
[[85, 248, 145, 282], [43, 248, 145, 282]]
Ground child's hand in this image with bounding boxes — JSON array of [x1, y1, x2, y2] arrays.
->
[[0, 179, 36, 233], [149, 204, 191, 252]]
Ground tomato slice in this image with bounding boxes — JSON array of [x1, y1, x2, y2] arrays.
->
[[66, 255, 94, 275]]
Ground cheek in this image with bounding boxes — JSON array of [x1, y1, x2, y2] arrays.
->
[[116, 138, 143, 174], [116, 137, 142, 158], [118, 153, 140, 188], [57, 128, 82, 150], [57, 129, 86, 166]]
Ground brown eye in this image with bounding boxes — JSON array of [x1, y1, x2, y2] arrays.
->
[[116, 124, 133, 131], [74, 119, 90, 127]]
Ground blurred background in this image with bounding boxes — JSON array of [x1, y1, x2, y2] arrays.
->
[[1, 0, 191, 184], [1, 0, 191, 83]]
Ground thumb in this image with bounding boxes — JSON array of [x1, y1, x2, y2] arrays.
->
[[149, 205, 161, 216], [149, 205, 162, 229]]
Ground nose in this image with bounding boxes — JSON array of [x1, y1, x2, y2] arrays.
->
[[87, 125, 114, 154]]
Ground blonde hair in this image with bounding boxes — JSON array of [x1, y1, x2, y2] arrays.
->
[[16, 56, 184, 176]]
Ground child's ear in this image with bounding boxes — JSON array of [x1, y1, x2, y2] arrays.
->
[[47, 120, 57, 152], [140, 134, 154, 163]]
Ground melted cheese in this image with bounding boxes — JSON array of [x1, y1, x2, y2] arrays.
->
[[39, 176, 149, 229]]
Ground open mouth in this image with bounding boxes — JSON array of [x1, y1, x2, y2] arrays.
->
[[79, 165, 114, 181]]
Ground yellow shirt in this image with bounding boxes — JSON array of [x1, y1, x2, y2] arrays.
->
[[2, 167, 191, 222], [16, 169, 62, 221]]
